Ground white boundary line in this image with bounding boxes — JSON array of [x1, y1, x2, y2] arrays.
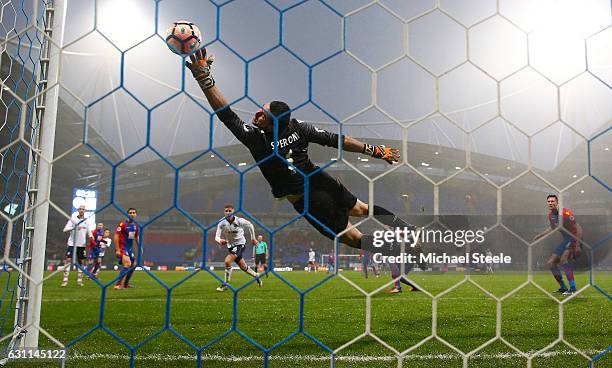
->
[[41, 294, 600, 303], [65, 349, 602, 362]]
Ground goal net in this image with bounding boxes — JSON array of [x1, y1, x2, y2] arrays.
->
[[0, 0, 610, 367]]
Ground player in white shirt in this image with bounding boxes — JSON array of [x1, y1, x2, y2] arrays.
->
[[307, 248, 317, 272], [215, 204, 262, 291], [61, 205, 91, 287], [486, 249, 494, 274]]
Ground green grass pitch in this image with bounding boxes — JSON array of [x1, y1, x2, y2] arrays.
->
[[3, 270, 610, 367]]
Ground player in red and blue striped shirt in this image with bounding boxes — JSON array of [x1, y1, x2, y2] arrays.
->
[[534, 195, 582, 295], [86, 223, 105, 279], [114, 208, 139, 290]]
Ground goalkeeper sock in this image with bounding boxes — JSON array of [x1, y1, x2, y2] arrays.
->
[[373, 206, 415, 230], [224, 267, 232, 283], [550, 266, 566, 289], [562, 263, 576, 290], [244, 266, 258, 278], [356, 234, 374, 252]]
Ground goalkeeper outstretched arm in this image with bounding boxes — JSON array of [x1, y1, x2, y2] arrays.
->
[[185, 49, 399, 164]]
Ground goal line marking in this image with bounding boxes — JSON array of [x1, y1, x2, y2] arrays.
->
[[66, 349, 601, 362]]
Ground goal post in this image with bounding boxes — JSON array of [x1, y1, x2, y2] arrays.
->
[[320, 254, 361, 270], [4, 0, 67, 350]]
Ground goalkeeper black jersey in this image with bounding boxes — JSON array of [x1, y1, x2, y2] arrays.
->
[[216, 107, 341, 198]]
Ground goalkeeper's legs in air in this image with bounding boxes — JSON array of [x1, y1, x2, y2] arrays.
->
[[299, 186, 415, 253]]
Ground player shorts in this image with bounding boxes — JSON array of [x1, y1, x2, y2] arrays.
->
[[292, 171, 358, 240], [119, 247, 135, 262], [228, 244, 246, 262], [66, 246, 86, 261], [255, 253, 266, 266], [553, 240, 573, 257], [88, 247, 101, 259]]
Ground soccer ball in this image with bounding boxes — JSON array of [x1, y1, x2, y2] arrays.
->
[[165, 21, 202, 55]]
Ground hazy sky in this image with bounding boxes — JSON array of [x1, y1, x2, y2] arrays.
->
[[4, 0, 611, 167]]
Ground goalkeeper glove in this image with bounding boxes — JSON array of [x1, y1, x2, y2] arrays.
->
[[185, 48, 215, 90], [363, 144, 400, 164]]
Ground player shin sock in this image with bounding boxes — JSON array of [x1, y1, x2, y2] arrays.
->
[[550, 266, 567, 289], [124, 268, 135, 286], [225, 267, 232, 283], [390, 265, 402, 290], [562, 263, 576, 290], [92, 263, 100, 275], [77, 269, 83, 283], [244, 266, 258, 278], [62, 264, 70, 282], [117, 267, 128, 285], [373, 206, 415, 230]]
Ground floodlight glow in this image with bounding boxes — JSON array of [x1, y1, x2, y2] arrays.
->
[[97, 0, 152, 49], [533, 0, 608, 38], [527, 0, 607, 84]]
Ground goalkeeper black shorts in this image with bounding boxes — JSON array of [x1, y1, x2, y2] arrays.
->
[[292, 171, 357, 240]]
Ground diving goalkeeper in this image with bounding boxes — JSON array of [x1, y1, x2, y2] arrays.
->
[[186, 48, 415, 251]]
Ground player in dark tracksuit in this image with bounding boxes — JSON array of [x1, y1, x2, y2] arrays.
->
[[186, 48, 415, 252]]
